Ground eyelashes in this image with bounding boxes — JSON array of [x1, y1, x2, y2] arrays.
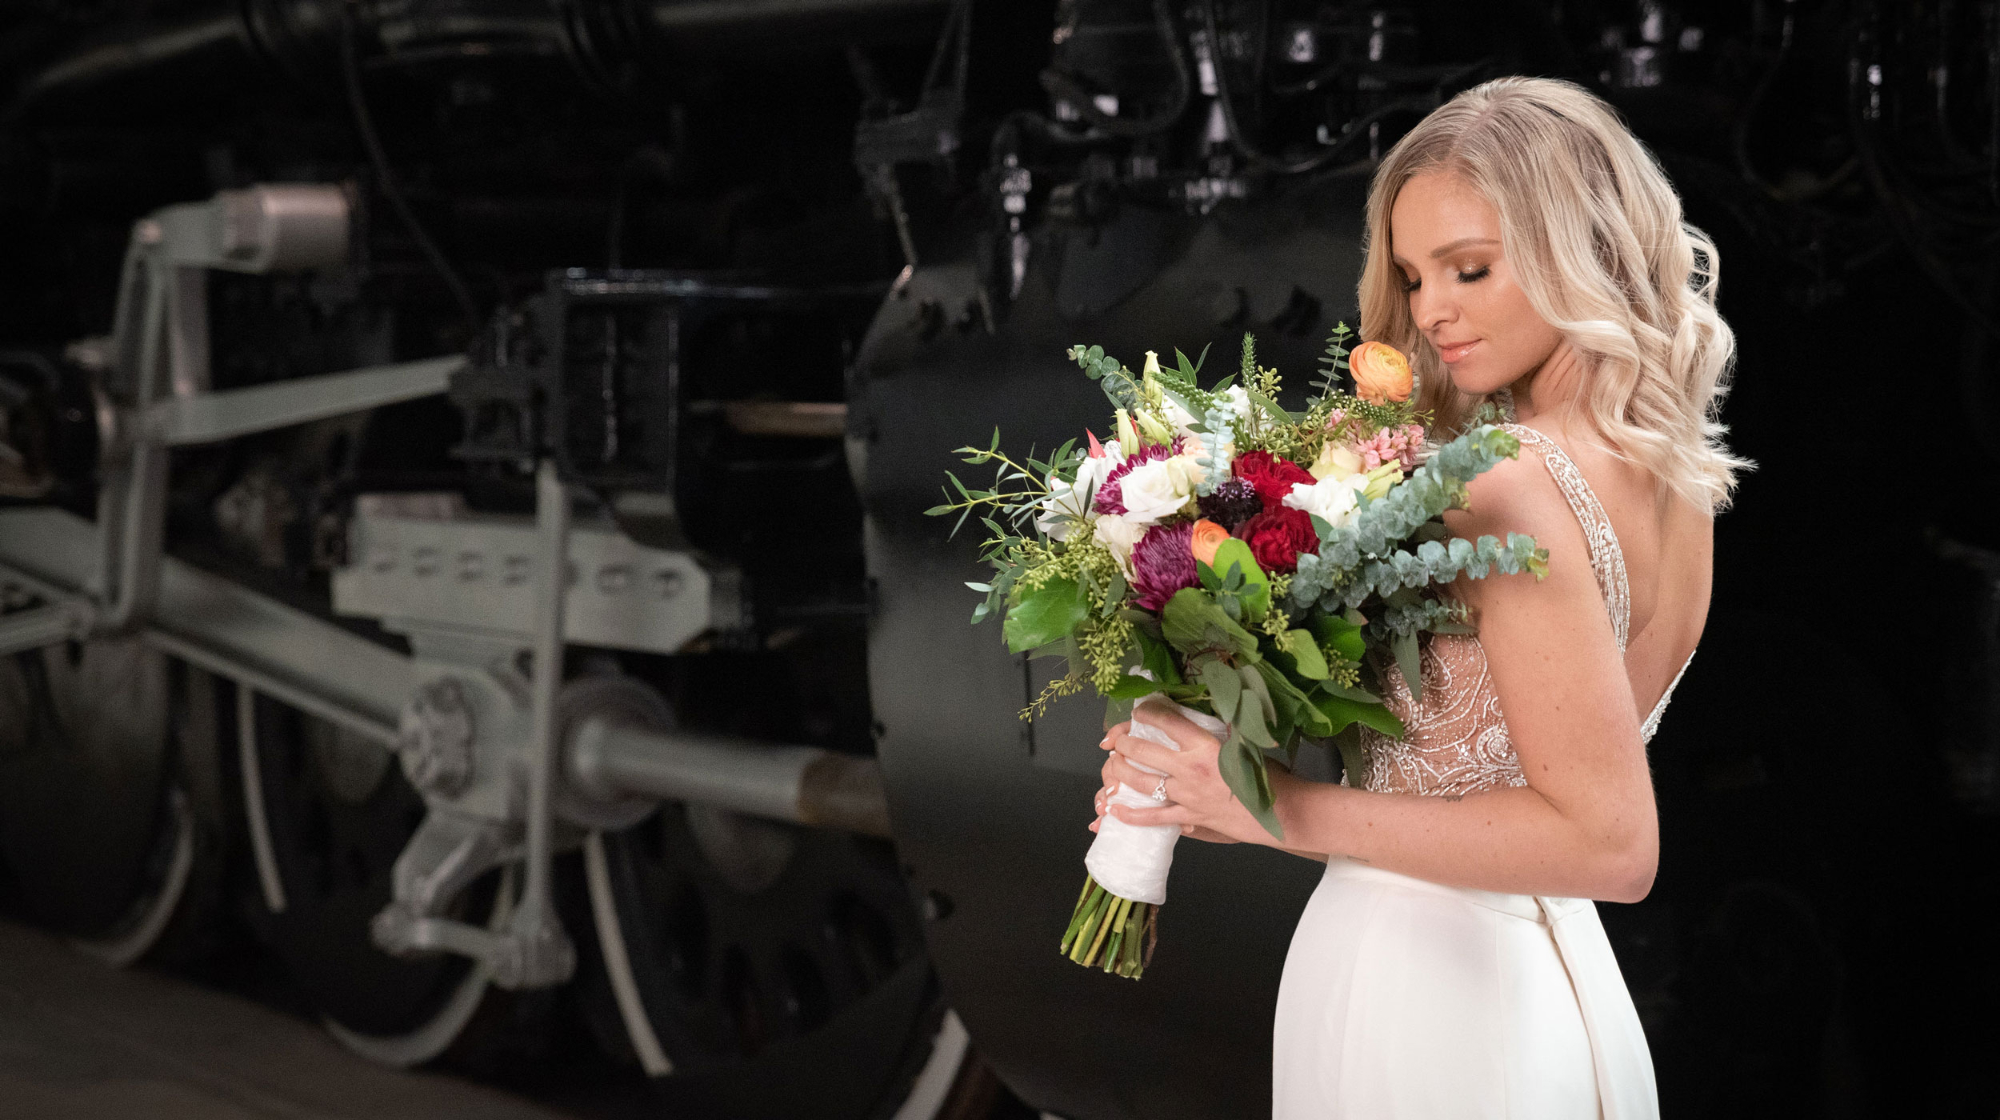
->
[[1400, 266, 1492, 294]]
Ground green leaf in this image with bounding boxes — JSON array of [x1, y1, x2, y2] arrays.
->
[[1215, 729, 1283, 839], [1313, 692, 1406, 738], [1209, 539, 1270, 622], [1160, 589, 1259, 659], [1236, 664, 1277, 747], [1134, 628, 1183, 686], [1306, 615, 1366, 663], [1003, 578, 1089, 654], [1391, 628, 1422, 702], [1104, 694, 1135, 730], [1104, 674, 1160, 699], [1278, 629, 1329, 680], [1332, 726, 1368, 787], [1195, 657, 1243, 719]]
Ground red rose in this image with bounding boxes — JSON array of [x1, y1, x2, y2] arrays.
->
[[1233, 450, 1314, 508], [1239, 507, 1317, 575]]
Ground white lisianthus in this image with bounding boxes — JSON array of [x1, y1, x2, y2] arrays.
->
[[1093, 512, 1148, 577], [1283, 473, 1370, 530], [1117, 453, 1205, 525], [1219, 384, 1253, 424], [1160, 395, 1198, 439], [1037, 445, 1124, 541]]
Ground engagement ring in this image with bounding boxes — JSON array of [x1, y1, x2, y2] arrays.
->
[[1151, 776, 1168, 802]]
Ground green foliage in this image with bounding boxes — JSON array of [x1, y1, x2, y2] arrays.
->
[[1004, 577, 1089, 653], [1311, 322, 1355, 402]]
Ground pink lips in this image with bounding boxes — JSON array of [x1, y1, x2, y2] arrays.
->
[[1435, 339, 1480, 364]]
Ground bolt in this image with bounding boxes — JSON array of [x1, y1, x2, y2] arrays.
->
[[412, 547, 440, 577], [458, 551, 486, 581], [503, 555, 531, 585], [596, 564, 632, 594], [653, 569, 684, 599]]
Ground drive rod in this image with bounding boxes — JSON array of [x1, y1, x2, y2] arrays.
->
[[568, 719, 892, 839]]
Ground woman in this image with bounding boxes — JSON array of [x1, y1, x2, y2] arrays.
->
[[1090, 77, 1748, 1118]]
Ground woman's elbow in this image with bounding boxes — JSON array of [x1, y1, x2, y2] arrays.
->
[[1597, 833, 1658, 904]]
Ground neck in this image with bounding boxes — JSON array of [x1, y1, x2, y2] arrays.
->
[[1507, 340, 1583, 427]]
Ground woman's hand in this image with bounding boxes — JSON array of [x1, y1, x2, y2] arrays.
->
[[1086, 700, 1287, 848]]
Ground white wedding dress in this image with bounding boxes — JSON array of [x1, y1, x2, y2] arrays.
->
[[1271, 425, 1690, 1119]]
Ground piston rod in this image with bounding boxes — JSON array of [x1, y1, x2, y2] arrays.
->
[[568, 719, 892, 839]]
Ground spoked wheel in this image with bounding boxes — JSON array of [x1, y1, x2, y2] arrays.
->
[[579, 805, 1001, 1120], [0, 636, 221, 965], [240, 691, 512, 1065]]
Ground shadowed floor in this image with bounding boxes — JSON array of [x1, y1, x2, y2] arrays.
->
[[0, 920, 575, 1120]]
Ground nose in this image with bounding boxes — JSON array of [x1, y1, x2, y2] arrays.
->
[[1409, 274, 1454, 334]]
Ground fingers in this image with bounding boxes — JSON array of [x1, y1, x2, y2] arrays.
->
[[1103, 753, 1160, 796], [1108, 801, 1190, 828], [1111, 730, 1192, 777], [1131, 700, 1220, 751]]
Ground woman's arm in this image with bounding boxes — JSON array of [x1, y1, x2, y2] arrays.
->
[[1099, 453, 1660, 903]]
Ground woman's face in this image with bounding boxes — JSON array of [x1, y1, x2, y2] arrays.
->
[[1388, 170, 1564, 396]]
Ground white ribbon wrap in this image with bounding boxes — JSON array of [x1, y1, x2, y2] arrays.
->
[[1082, 695, 1228, 906]]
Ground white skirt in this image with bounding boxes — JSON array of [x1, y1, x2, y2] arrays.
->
[[1272, 859, 1658, 1119]]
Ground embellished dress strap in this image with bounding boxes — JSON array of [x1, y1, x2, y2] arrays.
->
[[1500, 424, 1632, 651]]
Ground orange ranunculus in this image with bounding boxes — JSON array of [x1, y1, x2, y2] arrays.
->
[[1189, 518, 1231, 566], [1350, 341, 1413, 404]]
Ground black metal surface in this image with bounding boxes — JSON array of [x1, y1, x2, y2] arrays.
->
[[577, 807, 942, 1118]]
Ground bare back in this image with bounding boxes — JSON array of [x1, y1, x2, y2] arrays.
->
[[1548, 428, 1711, 722]]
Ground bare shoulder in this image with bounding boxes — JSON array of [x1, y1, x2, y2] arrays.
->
[[1440, 434, 1604, 615]]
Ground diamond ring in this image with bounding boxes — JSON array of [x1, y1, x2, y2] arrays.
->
[[1150, 776, 1168, 802]]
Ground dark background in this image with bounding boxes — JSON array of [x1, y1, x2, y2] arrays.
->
[[0, 2, 1994, 1118]]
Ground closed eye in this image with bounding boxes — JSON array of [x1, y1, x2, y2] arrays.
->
[[1402, 265, 1490, 294]]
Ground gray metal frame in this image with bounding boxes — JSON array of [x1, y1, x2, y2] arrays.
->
[[0, 183, 890, 992]]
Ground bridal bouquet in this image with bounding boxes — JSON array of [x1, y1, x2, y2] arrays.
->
[[929, 326, 1547, 978]]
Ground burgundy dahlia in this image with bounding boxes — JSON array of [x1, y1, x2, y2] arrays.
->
[[1197, 476, 1262, 530], [1093, 438, 1185, 517], [1129, 521, 1199, 611]]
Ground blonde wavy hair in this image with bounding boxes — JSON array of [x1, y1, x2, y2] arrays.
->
[[1359, 76, 1749, 513]]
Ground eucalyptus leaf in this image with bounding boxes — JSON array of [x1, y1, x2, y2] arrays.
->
[[1216, 730, 1283, 839], [1391, 628, 1422, 702], [1196, 657, 1243, 717]]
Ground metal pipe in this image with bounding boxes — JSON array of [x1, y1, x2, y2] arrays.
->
[[569, 718, 892, 839]]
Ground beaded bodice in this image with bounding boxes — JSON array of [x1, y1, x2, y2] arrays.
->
[[1355, 424, 1693, 798]]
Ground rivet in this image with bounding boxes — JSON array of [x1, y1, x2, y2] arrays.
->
[[653, 569, 684, 599], [458, 551, 485, 581], [412, 547, 440, 576], [503, 555, 531, 585], [370, 547, 397, 572]]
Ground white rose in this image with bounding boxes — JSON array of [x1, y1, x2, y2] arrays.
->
[[1282, 475, 1369, 530], [1117, 454, 1203, 526], [1093, 513, 1148, 577]]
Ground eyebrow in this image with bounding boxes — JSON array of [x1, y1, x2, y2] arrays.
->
[[1392, 236, 1504, 270]]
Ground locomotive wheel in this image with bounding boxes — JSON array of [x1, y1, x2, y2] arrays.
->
[[240, 691, 511, 1065], [0, 636, 222, 965], [579, 808, 1001, 1119]]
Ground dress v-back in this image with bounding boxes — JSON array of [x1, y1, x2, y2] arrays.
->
[[1271, 423, 1670, 1120], [1354, 424, 1693, 797]]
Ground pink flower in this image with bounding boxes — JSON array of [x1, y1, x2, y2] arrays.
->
[[1129, 521, 1198, 611], [1354, 424, 1426, 472], [1093, 437, 1184, 517]]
